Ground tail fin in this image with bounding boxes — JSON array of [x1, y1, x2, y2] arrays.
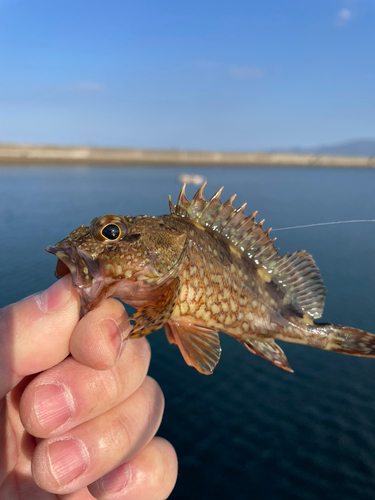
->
[[324, 324, 375, 357]]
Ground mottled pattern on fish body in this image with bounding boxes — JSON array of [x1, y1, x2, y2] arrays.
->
[[167, 215, 296, 336], [47, 184, 375, 374]]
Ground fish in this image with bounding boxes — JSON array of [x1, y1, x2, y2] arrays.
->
[[46, 183, 375, 374]]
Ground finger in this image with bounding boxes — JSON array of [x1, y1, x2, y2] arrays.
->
[[32, 377, 165, 495], [70, 298, 131, 371], [88, 437, 178, 500], [20, 338, 151, 438], [57, 438, 178, 500], [0, 275, 80, 397], [56, 487, 95, 500]]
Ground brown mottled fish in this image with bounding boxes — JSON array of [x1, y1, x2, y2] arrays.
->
[[47, 183, 375, 374]]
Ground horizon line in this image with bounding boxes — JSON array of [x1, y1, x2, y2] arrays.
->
[[0, 142, 374, 168]]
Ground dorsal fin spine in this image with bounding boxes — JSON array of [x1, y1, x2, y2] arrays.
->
[[189, 182, 207, 216], [177, 184, 188, 215], [170, 184, 327, 319], [198, 187, 223, 224], [168, 195, 176, 213]]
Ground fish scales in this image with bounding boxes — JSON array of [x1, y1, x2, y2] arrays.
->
[[47, 183, 375, 374], [164, 216, 283, 336]]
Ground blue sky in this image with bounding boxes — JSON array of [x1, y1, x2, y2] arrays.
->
[[0, 0, 374, 150]]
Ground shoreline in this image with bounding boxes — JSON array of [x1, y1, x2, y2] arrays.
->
[[1, 143, 374, 167]]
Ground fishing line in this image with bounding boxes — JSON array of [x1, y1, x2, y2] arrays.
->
[[272, 220, 375, 232]]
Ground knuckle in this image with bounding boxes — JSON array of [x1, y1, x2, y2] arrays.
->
[[142, 438, 178, 500], [133, 337, 152, 363], [109, 411, 134, 453], [105, 297, 126, 316], [123, 337, 151, 376], [154, 439, 178, 498], [142, 377, 165, 436], [143, 376, 165, 410], [93, 369, 122, 407]]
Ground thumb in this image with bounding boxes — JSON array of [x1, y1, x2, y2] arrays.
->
[[0, 275, 80, 397]]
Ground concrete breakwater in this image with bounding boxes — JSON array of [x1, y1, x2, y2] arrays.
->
[[1, 143, 374, 167]]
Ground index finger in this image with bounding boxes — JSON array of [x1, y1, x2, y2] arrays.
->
[[0, 275, 80, 397]]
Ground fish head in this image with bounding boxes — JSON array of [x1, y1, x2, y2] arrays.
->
[[46, 214, 187, 314]]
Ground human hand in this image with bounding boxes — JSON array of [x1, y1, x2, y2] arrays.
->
[[0, 275, 177, 499]]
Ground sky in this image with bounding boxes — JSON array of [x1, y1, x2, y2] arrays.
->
[[0, 0, 374, 151]]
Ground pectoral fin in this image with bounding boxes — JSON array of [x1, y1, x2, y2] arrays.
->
[[129, 278, 180, 338], [242, 339, 293, 372], [167, 320, 221, 374]]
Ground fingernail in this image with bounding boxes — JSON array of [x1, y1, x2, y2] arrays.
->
[[48, 438, 89, 485], [100, 318, 124, 362], [38, 275, 72, 314], [34, 384, 74, 432], [99, 463, 131, 494]]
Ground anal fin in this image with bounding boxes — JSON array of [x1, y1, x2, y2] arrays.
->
[[167, 320, 221, 374], [242, 339, 293, 372], [129, 278, 180, 338]]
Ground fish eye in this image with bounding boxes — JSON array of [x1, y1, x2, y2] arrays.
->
[[101, 223, 122, 241], [91, 216, 128, 243]]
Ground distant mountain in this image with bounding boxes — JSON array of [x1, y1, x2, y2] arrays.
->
[[280, 139, 375, 157]]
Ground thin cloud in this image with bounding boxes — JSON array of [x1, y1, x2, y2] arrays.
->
[[335, 8, 353, 26], [228, 66, 264, 80], [63, 82, 105, 93]]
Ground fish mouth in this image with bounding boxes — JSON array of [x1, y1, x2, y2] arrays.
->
[[46, 244, 109, 315], [46, 245, 100, 288]]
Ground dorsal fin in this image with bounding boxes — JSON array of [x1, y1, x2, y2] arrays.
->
[[170, 183, 326, 319]]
